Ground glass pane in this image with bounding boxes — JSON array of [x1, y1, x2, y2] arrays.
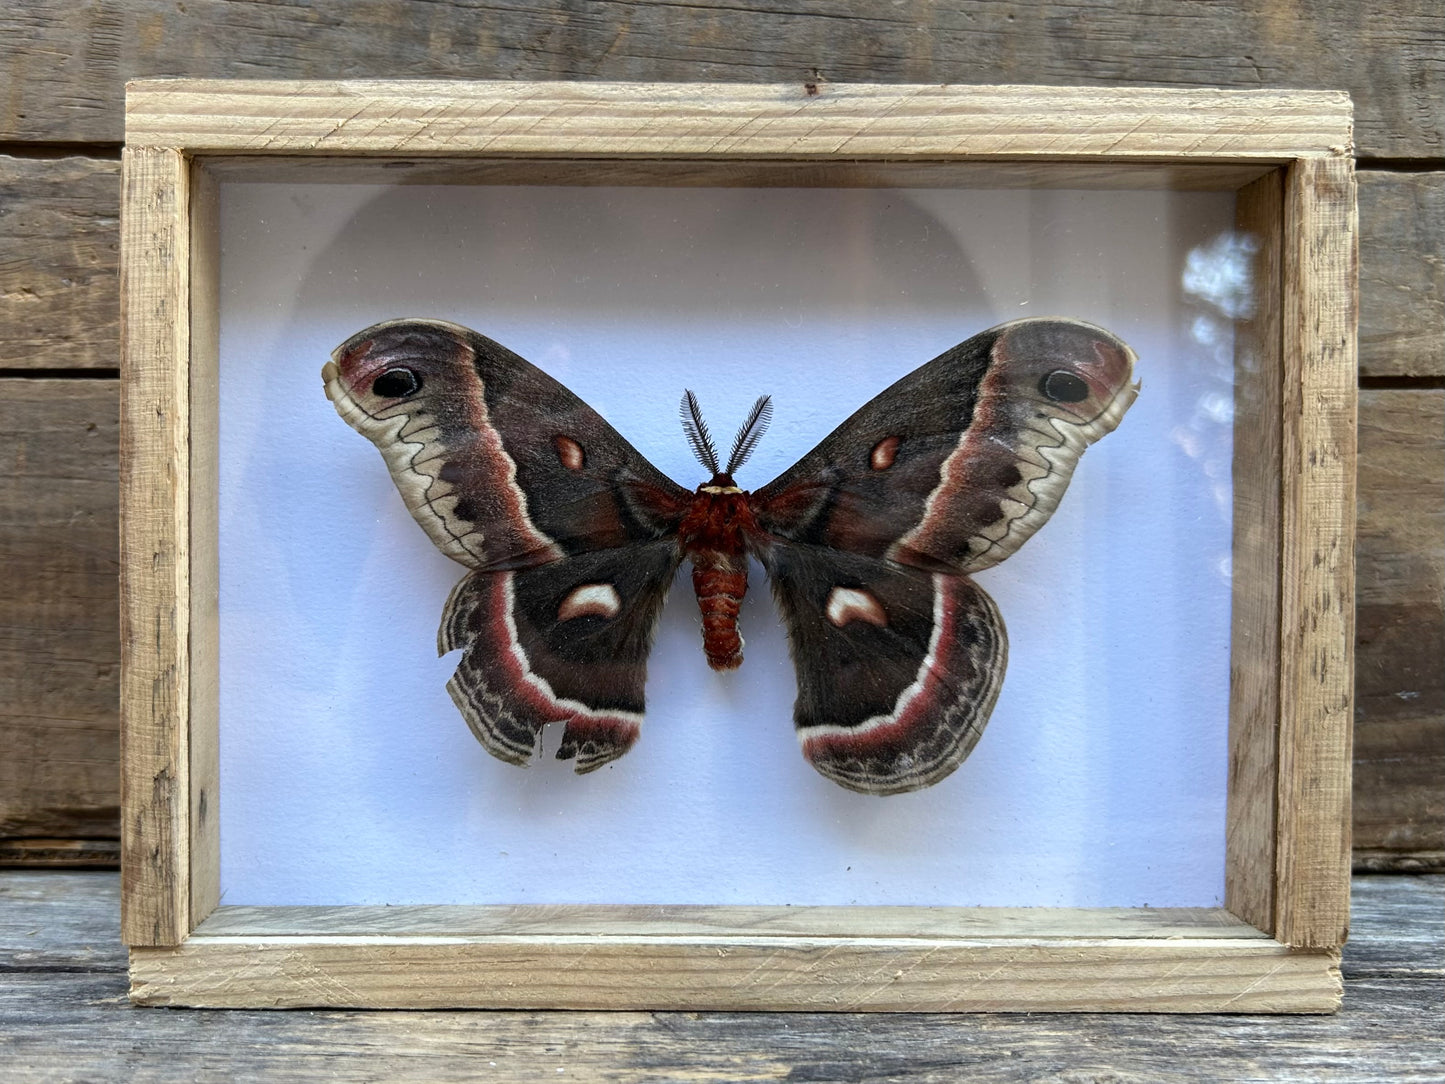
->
[[215, 179, 1244, 908]]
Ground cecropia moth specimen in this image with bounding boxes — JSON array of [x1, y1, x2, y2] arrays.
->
[[323, 317, 1137, 795]]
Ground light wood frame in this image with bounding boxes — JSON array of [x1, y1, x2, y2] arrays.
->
[[120, 81, 1357, 1012]]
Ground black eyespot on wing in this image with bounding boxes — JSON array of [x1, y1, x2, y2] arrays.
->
[[373, 367, 423, 398], [1040, 369, 1089, 403]]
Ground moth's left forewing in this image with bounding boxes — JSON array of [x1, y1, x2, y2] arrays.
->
[[889, 318, 1138, 574], [750, 318, 1137, 577]]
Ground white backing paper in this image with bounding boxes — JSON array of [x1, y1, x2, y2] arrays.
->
[[217, 182, 1240, 907]]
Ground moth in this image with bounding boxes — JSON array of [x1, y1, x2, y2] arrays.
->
[[323, 318, 1137, 795]]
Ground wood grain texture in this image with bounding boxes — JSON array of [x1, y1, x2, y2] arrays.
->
[[0, 871, 126, 971], [0, 380, 119, 845], [118, 147, 192, 947], [1354, 390, 1444, 865], [167, 902, 1305, 1011], [9, 974, 1440, 1082], [1358, 171, 1445, 379], [186, 163, 220, 929], [0, 839, 119, 868], [129, 938, 1341, 1012], [3, 873, 1442, 1080], [1275, 156, 1357, 950], [200, 154, 1275, 190], [0, 156, 119, 370], [1226, 169, 1284, 935], [194, 904, 1262, 940], [124, 80, 1354, 160], [0, 0, 1438, 156]]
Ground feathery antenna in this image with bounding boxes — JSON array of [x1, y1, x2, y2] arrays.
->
[[680, 389, 720, 474], [725, 394, 773, 474]]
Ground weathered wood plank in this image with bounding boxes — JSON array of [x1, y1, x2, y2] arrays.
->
[[1344, 875, 1445, 977], [1, 163, 1433, 382], [0, 870, 124, 971], [0, 839, 119, 869], [0, 873, 1441, 1081], [194, 903, 1260, 940], [0, 0, 1439, 157], [0, 156, 119, 370], [0, 380, 119, 846], [1227, 169, 1284, 935], [185, 162, 221, 930], [1354, 390, 1444, 866], [128, 938, 1343, 1013], [200, 156, 1275, 190], [8, 971, 1445, 1082], [1274, 156, 1357, 950], [1358, 171, 1445, 379], [124, 81, 1353, 160], [118, 147, 192, 946]]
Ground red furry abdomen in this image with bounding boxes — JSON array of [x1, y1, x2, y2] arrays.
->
[[691, 560, 747, 670], [678, 485, 758, 671]]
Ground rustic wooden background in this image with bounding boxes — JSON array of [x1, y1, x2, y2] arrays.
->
[[1, 1, 1440, 872]]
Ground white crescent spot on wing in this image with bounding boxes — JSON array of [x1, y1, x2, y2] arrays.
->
[[500, 575, 644, 727], [824, 586, 888, 629], [554, 435, 586, 470], [558, 583, 623, 622], [800, 576, 949, 741]]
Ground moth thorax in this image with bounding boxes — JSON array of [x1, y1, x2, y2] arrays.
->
[[679, 484, 757, 557]]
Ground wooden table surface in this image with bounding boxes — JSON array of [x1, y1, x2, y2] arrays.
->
[[1, 873, 1440, 1082]]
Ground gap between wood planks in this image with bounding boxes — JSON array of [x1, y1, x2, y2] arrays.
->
[[0, 368, 119, 379], [0, 142, 122, 159], [1359, 375, 1445, 390]]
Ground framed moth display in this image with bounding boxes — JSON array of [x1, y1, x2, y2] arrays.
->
[[120, 81, 1357, 1012]]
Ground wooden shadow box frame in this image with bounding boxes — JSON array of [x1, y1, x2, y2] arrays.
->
[[119, 80, 1357, 1011]]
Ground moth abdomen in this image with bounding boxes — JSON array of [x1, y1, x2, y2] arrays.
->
[[691, 558, 749, 671]]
